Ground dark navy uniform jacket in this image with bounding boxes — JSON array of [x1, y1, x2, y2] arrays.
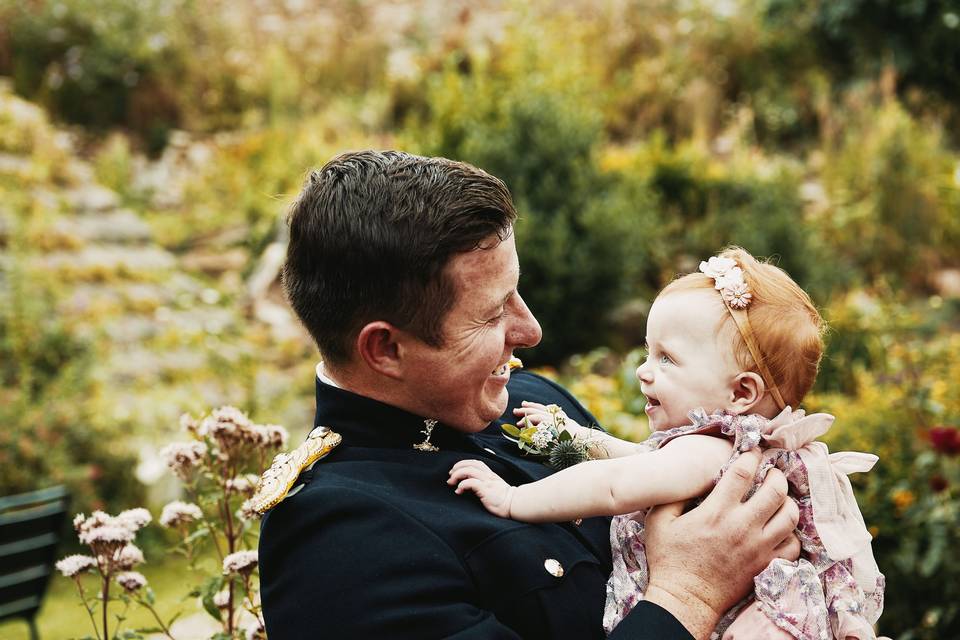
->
[[260, 370, 693, 639]]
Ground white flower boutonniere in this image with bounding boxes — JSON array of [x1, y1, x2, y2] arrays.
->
[[501, 404, 597, 470]]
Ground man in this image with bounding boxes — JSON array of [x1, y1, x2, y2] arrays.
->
[[257, 150, 799, 639]]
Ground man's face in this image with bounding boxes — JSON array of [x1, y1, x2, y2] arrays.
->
[[401, 232, 542, 432]]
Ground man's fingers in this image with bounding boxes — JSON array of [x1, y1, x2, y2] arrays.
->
[[762, 494, 799, 543], [746, 467, 790, 526], [702, 449, 762, 509], [772, 531, 801, 562]]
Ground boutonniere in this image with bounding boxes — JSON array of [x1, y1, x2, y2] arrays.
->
[[501, 404, 596, 470]]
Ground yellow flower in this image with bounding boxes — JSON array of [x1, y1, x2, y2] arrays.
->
[[891, 488, 915, 512]]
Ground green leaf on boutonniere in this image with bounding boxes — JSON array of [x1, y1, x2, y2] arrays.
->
[[502, 424, 521, 438], [558, 430, 572, 442]]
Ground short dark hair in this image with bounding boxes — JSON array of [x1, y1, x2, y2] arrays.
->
[[283, 150, 518, 364]]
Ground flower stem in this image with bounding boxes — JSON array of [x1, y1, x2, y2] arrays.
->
[[139, 598, 177, 640], [74, 577, 102, 640], [101, 574, 110, 640]]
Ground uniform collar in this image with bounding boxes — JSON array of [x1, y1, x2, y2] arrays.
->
[[313, 374, 478, 452]]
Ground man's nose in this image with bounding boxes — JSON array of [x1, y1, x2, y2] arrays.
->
[[508, 293, 542, 349]]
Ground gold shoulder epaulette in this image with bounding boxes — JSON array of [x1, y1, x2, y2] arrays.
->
[[251, 426, 342, 514]]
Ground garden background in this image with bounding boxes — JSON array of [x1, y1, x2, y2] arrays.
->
[[1, 0, 959, 638]]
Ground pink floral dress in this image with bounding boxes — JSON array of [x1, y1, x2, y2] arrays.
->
[[602, 408, 886, 640]]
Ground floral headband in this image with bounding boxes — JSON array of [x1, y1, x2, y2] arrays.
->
[[699, 255, 787, 409]]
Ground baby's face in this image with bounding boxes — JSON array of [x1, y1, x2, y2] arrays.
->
[[636, 289, 742, 431]]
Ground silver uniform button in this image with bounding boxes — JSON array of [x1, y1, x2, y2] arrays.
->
[[483, 447, 497, 456], [544, 558, 564, 578]]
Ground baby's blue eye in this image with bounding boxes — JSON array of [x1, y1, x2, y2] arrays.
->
[[659, 354, 672, 365]]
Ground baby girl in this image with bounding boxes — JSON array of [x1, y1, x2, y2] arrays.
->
[[448, 247, 885, 639]]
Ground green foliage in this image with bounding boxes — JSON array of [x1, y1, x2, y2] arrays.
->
[[817, 101, 960, 288], [409, 38, 653, 363], [0, 262, 145, 515], [765, 0, 960, 102], [2, 0, 182, 141]]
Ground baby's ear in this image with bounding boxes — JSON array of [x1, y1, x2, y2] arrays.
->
[[729, 372, 766, 414]]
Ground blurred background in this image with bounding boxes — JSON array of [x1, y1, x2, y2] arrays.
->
[[1, 0, 958, 637]]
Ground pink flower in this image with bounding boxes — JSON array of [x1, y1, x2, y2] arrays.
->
[[721, 282, 753, 309]]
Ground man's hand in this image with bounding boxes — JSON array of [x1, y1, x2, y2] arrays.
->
[[642, 449, 800, 640], [448, 460, 516, 518]]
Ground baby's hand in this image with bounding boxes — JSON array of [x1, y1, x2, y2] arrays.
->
[[448, 460, 515, 519], [513, 401, 584, 432]]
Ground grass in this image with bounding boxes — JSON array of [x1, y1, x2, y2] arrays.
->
[[0, 554, 217, 640]]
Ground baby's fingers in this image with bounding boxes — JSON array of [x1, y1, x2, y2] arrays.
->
[[447, 460, 490, 485], [454, 478, 482, 495]]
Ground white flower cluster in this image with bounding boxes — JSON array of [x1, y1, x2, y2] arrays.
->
[[226, 474, 259, 497], [159, 441, 208, 479], [56, 554, 97, 578], [237, 498, 260, 522], [699, 256, 753, 309], [213, 588, 231, 609], [66, 509, 151, 574], [222, 550, 259, 576], [244, 619, 267, 640], [115, 571, 148, 592], [531, 424, 554, 450], [159, 500, 204, 528], [115, 544, 145, 570], [178, 406, 289, 465]]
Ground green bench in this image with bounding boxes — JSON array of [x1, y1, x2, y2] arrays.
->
[[0, 486, 71, 640]]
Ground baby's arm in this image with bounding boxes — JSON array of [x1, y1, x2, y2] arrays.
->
[[448, 435, 733, 522], [513, 401, 643, 459]]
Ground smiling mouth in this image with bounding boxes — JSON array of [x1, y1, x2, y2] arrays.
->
[[644, 397, 661, 413], [492, 356, 523, 377]]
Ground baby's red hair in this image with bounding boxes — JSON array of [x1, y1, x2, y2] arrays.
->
[[660, 247, 825, 408]]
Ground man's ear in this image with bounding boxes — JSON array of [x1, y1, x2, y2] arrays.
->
[[730, 371, 766, 415], [355, 321, 404, 379]]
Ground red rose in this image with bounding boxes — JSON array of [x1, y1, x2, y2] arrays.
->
[[928, 426, 960, 456], [929, 474, 949, 493]]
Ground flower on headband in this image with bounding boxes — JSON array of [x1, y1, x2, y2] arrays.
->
[[699, 256, 738, 279], [699, 255, 752, 309], [721, 282, 752, 309]]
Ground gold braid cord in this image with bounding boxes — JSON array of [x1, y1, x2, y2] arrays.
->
[[251, 426, 342, 514]]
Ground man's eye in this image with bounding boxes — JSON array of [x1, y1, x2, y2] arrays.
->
[[488, 310, 506, 323]]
